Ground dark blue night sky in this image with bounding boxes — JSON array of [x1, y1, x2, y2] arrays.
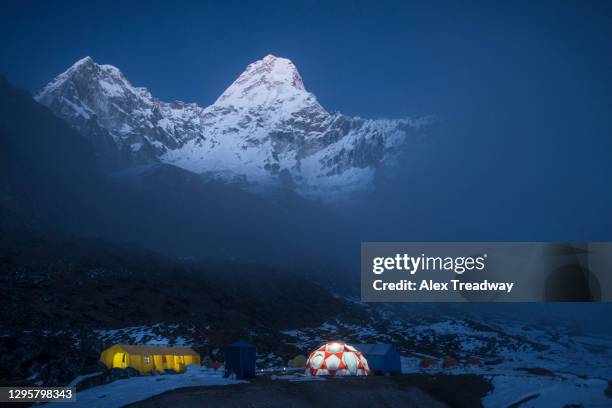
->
[[1, 1, 610, 118], [2, 0, 612, 240]]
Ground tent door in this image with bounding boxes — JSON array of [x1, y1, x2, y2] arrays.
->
[[174, 355, 186, 372], [112, 352, 127, 369], [153, 355, 165, 372]]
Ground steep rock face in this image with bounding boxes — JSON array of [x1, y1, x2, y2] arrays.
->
[[35, 56, 203, 170], [36, 55, 430, 200]]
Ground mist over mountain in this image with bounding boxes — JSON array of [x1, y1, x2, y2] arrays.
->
[[0, 75, 108, 235], [0, 76, 355, 275], [35, 55, 431, 201]]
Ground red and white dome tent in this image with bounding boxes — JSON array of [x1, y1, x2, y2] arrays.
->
[[305, 341, 370, 376]]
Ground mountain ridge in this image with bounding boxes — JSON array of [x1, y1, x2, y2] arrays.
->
[[36, 55, 431, 201]]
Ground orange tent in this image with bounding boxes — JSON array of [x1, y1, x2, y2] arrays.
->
[[442, 357, 459, 368]]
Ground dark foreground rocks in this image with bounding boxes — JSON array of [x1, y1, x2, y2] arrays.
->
[[128, 374, 492, 408]]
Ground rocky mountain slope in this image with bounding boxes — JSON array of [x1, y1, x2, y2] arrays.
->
[[35, 55, 430, 200]]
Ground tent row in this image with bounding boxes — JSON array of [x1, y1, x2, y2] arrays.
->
[[99, 340, 402, 378]]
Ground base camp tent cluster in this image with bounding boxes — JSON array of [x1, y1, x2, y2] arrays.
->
[[100, 344, 201, 374], [100, 340, 401, 378]]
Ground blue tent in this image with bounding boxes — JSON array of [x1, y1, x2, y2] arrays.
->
[[354, 344, 401, 375], [224, 340, 256, 379]]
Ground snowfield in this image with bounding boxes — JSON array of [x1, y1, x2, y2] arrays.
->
[[483, 374, 609, 408], [53, 366, 244, 408]]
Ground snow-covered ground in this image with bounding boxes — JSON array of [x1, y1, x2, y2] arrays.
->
[[483, 374, 609, 408], [401, 355, 611, 407], [397, 329, 612, 407], [52, 366, 243, 408]]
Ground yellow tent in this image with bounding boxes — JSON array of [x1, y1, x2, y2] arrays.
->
[[289, 354, 307, 368], [100, 344, 201, 374]]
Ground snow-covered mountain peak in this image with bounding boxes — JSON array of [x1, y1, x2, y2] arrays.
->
[[73, 55, 95, 68], [37, 56, 92, 97], [214, 55, 310, 109], [38, 56, 135, 101], [37, 56, 430, 201]]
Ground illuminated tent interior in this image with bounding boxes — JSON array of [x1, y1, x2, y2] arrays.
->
[[100, 344, 201, 374]]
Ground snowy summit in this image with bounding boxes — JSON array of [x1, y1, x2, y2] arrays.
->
[[215, 55, 308, 108], [36, 55, 430, 201]]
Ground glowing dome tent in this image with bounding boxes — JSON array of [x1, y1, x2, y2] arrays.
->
[[305, 342, 370, 376]]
